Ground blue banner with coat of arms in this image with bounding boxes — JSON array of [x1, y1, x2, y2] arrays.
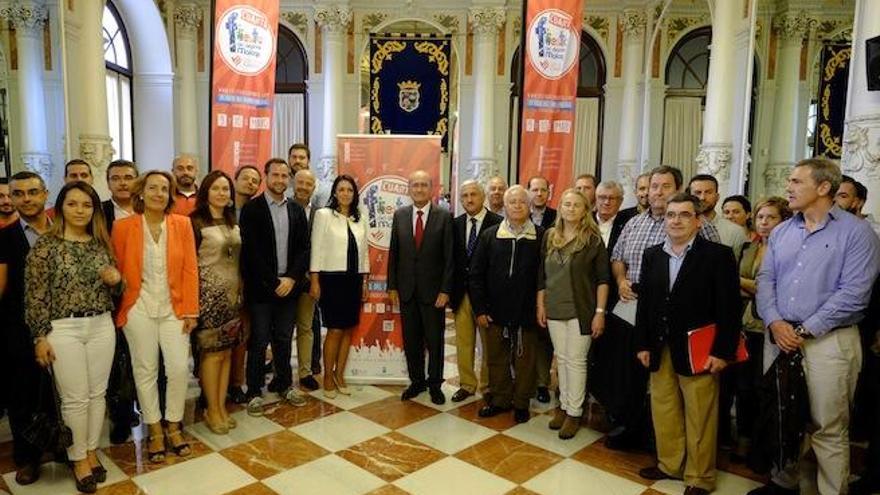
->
[[369, 34, 451, 150]]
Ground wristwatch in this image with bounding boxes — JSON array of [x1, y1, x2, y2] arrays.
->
[[794, 324, 812, 339]]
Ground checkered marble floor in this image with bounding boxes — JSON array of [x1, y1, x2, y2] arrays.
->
[[0, 320, 768, 495]]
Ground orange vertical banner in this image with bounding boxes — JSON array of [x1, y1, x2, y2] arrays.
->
[[337, 135, 442, 384], [517, 0, 583, 206], [210, 1, 279, 176]]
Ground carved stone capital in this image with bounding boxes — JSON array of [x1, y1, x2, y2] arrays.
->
[[512, 16, 522, 40], [620, 9, 646, 38], [842, 113, 880, 180], [695, 143, 733, 180], [764, 162, 793, 196], [616, 160, 640, 189], [468, 7, 505, 36], [281, 11, 309, 37], [315, 6, 352, 35], [1, 2, 48, 35], [79, 134, 115, 175], [465, 158, 499, 186], [773, 11, 816, 41], [174, 4, 202, 35], [21, 152, 52, 182]]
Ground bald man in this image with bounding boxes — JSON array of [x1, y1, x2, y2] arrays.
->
[[486, 176, 507, 216], [388, 170, 454, 405], [171, 154, 199, 215]]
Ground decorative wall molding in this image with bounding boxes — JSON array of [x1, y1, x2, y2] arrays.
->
[[1, 2, 48, 35], [695, 143, 733, 180], [842, 114, 880, 180], [468, 7, 505, 36], [174, 4, 202, 35], [620, 9, 646, 38], [315, 5, 353, 35], [432, 12, 460, 34], [664, 15, 710, 45], [361, 11, 388, 32], [511, 15, 522, 40], [584, 15, 610, 44], [281, 11, 310, 37], [772, 11, 816, 41], [465, 158, 499, 185], [815, 18, 852, 42], [79, 134, 115, 175]]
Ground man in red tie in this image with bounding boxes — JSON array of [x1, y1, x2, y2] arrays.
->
[[388, 170, 454, 405]]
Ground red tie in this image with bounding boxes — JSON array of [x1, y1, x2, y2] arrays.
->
[[415, 210, 424, 249]]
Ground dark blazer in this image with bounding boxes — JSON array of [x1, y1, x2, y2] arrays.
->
[[598, 206, 639, 254], [536, 207, 557, 230], [451, 209, 503, 310], [387, 204, 454, 305], [239, 194, 310, 304], [635, 236, 741, 376], [102, 200, 116, 233], [0, 220, 31, 323]]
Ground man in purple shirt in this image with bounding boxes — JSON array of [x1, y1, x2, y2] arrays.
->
[[752, 158, 880, 495]]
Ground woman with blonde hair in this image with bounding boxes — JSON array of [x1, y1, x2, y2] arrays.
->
[[26, 181, 122, 493], [537, 189, 610, 439]]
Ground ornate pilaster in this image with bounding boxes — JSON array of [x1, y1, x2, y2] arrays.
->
[[174, 3, 202, 38], [772, 11, 816, 41], [22, 152, 52, 182], [842, 114, 880, 180], [315, 5, 353, 34], [468, 7, 505, 36], [175, 3, 202, 155], [79, 134, 115, 178], [316, 4, 351, 190], [616, 9, 646, 206], [695, 143, 733, 181], [763, 162, 791, 196], [620, 9, 646, 38], [1, 2, 48, 35]]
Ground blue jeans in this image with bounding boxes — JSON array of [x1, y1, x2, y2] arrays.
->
[[246, 298, 297, 397]]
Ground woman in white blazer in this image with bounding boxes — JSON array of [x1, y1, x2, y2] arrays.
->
[[309, 175, 370, 397]]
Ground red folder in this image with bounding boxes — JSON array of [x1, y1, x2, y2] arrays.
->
[[687, 323, 749, 374]]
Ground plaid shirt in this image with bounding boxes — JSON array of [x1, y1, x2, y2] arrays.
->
[[611, 211, 721, 284]]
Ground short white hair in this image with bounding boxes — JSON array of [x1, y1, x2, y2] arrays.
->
[[597, 180, 624, 198], [504, 184, 529, 203]]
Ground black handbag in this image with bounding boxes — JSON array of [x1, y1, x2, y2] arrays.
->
[[22, 366, 73, 453]]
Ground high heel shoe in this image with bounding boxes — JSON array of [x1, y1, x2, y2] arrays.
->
[[165, 423, 192, 457], [333, 374, 351, 395], [71, 463, 97, 494]]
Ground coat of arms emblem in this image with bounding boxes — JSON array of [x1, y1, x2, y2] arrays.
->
[[397, 80, 421, 113]]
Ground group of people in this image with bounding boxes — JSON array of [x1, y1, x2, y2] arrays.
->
[[1, 149, 879, 495]]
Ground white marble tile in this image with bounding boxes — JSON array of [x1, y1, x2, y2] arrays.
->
[[397, 413, 497, 454], [290, 411, 389, 452], [132, 452, 255, 495], [410, 382, 479, 412], [523, 458, 646, 495], [185, 410, 285, 450], [394, 457, 515, 495], [262, 454, 385, 495], [0, 418, 13, 444], [502, 413, 601, 457], [444, 344, 457, 357], [308, 384, 392, 410], [443, 363, 459, 380], [2, 451, 126, 495], [650, 471, 764, 495]]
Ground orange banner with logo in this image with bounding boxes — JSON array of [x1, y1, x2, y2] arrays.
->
[[337, 135, 442, 384], [517, 0, 583, 206], [210, 0, 279, 176]]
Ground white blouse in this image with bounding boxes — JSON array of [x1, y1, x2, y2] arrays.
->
[[138, 216, 173, 318], [310, 207, 370, 274]]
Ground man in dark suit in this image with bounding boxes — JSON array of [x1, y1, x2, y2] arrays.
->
[[388, 170, 454, 405], [102, 160, 139, 232], [634, 193, 741, 495], [0, 171, 53, 485], [240, 158, 310, 415], [594, 181, 638, 254], [528, 175, 556, 402], [450, 180, 502, 402]]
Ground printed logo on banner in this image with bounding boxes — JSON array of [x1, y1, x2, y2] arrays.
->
[[361, 175, 411, 249], [527, 9, 579, 80], [217, 6, 275, 76]]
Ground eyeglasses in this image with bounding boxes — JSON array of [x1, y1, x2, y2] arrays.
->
[[596, 195, 621, 202], [664, 211, 696, 220]]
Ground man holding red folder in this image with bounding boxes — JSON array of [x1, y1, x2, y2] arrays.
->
[[634, 193, 741, 495]]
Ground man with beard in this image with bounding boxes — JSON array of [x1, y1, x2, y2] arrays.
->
[[635, 172, 650, 213], [688, 175, 747, 259], [486, 176, 507, 216], [574, 174, 597, 210], [171, 154, 199, 215], [0, 171, 53, 484], [0, 178, 17, 228], [835, 175, 880, 236], [234, 165, 262, 222]]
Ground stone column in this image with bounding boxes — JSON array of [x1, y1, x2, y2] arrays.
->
[[77, 0, 113, 197], [696, 0, 738, 193], [175, 4, 202, 156], [616, 8, 646, 204], [2, 2, 52, 180], [842, 0, 880, 217], [764, 11, 814, 195], [466, 7, 505, 185], [314, 5, 351, 193]]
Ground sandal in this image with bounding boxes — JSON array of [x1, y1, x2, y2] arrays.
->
[[146, 436, 166, 464], [165, 424, 191, 457]]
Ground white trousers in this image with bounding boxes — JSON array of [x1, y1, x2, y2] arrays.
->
[[547, 318, 592, 416], [771, 325, 862, 495], [123, 302, 190, 425], [48, 313, 116, 461]]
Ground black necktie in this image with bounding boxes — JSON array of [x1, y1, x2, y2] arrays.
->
[[467, 217, 478, 258]]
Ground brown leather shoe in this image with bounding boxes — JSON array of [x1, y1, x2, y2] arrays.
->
[[451, 388, 473, 402], [684, 487, 710, 495], [548, 408, 566, 430], [638, 466, 679, 481], [15, 462, 40, 485], [558, 414, 581, 439]]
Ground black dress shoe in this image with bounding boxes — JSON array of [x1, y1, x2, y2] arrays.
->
[[451, 389, 473, 402], [15, 463, 40, 485], [478, 405, 510, 417], [746, 482, 799, 495], [535, 387, 550, 403], [92, 463, 107, 483], [513, 408, 530, 423], [684, 487, 709, 495], [299, 375, 320, 391], [638, 466, 679, 481], [401, 385, 426, 400], [109, 422, 131, 445], [227, 386, 248, 404], [429, 388, 446, 405], [74, 473, 97, 493]]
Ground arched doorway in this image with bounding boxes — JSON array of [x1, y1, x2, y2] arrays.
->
[[272, 25, 308, 158], [508, 31, 606, 178], [104, 0, 134, 160]]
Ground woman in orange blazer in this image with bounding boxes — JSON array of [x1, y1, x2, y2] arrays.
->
[[111, 170, 198, 464]]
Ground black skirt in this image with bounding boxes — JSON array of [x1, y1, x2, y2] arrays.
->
[[318, 272, 362, 329]]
